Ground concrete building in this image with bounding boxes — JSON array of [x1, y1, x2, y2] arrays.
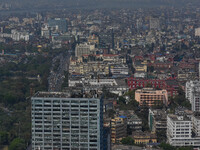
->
[[193, 112, 200, 137], [48, 18, 67, 33], [109, 64, 129, 77], [127, 114, 142, 131], [111, 116, 127, 144], [75, 43, 95, 57], [186, 80, 200, 112], [31, 92, 103, 150], [167, 113, 200, 147], [195, 28, 200, 37], [127, 78, 179, 97], [135, 88, 168, 107], [132, 131, 157, 145], [148, 109, 167, 132]]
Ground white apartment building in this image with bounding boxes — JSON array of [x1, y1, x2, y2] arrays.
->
[[193, 113, 200, 137], [167, 114, 200, 147], [31, 92, 103, 150], [185, 80, 200, 112]]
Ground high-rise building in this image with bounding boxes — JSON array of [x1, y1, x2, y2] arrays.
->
[[185, 80, 200, 112], [48, 18, 67, 33], [31, 92, 103, 150]]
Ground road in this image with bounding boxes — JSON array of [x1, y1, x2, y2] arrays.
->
[[48, 51, 70, 92]]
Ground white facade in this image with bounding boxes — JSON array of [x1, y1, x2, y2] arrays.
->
[[167, 114, 200, 147], [193, 114, 200, 137], [185, 80, 200, 112], [41, 24, 50, 39], [69, 78, 117, 87]]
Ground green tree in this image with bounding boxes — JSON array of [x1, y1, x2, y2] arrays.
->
[[8, 138, 26, 150], [121, 137, 134, 145], [0, 131, 8, 145], [159, 142, 176, 150], [177, 147, 193, 150]]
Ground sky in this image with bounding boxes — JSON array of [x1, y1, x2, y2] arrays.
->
[[0, 0, 199, 10]]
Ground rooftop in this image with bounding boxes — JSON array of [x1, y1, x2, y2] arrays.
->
[[32, 91, 71, 98], [32, 91, 101, 99]]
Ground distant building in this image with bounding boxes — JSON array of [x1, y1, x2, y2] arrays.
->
[[150, 17, 160, 30], [31, 92, 104, 150], [110, 64, 129, 77], [75, 43, 95, 57], [111, 116, 127, 144], [135, 88, 168, 106], [127, 78, 179, 97], [195, 28, 200, 37], [149, 109, 167, 132], [186, 80, 200, 112], [88, 34, 99, 44], [48, 18, 67, 33], [127, 114, 142, 131], [41, 24, 50, 39]]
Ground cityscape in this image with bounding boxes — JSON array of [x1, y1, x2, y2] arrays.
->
[[0, 0, 200, 150]]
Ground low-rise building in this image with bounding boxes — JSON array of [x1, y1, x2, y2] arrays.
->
[[127, 114, 142, 131], [135, 88, 168, 107], [132, 131, 157, 145], [148, 109, 167, 132], [167, 113, 200, 147]]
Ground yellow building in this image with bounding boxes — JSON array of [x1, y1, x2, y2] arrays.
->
[[111, 116, 127, 144], [88, 34, 99, 44], [133, 61, 147, 72], [132, 131, 157, 145]]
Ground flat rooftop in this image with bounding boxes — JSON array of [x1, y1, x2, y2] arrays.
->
[[168, 114, 190, 121], [32, 92, 71, 98], [32, 91, 101, 99]]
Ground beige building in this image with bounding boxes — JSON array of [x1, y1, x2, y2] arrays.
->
[[135, 88, 168, 106], [75, 43, 95, 57]]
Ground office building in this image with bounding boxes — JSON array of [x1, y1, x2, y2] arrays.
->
[[31, 92, 103, 150], [135, 88, 168, 107]]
